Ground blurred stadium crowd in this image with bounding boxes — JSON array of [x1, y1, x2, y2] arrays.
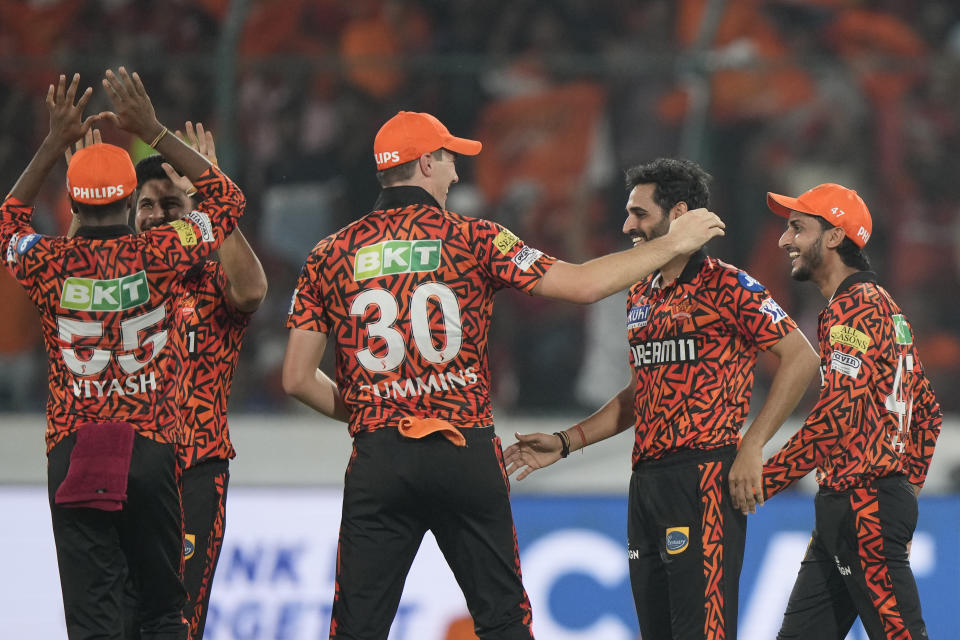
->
[[2, 0, 960, 417]]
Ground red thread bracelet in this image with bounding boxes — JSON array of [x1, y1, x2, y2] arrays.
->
[[574, 424, 587, 453]]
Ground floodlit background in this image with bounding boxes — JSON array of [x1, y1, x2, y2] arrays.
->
[[1, 1, 959, 638]]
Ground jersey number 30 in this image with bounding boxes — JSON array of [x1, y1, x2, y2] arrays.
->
[[351, 283, 462, 371]]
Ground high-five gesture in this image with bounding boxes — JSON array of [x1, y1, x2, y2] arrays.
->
[[160, 121, 220, 195], [101, 67, 211, 184], [46, 73, 101, 151], [7, 73, 104, 204], [177, 121, 218, 166], [100, 67, 163, 143]]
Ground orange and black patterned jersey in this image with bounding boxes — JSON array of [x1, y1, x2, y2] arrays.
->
[[627, 251, 797, 464], [762, 272, 941, 496], [286, 186, 557, 436], [174, 261, 251, 469], [1, 167, 244, 452]]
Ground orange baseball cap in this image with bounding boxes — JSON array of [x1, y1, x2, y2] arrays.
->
[[373, 111, 482, 170], [66, 143, 137, 205], [767, 183, 873, 248]]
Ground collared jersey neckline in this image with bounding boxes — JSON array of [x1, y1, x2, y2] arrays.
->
[[372, 186, 441, 212]]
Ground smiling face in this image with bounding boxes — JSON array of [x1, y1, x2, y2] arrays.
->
[[135, 178, 191, 232], [623, 183, 672, 247], [779, 211, 827, 281]]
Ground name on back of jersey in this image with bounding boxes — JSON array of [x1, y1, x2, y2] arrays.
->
[[359, 366, 478, 400]]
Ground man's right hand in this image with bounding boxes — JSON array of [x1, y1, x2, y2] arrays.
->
[[504, 432, 564, 480], [666, 208, 725, 254]]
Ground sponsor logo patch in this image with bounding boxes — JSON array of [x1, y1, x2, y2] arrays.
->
[[627, 304, 650, 329], [830, 350, 862, 378], [737, 271, 765, 292], [60, 271, 150, 311], [631, 337, 698, 366], [186, 210, 215, 243], [354, 239, 442, 280], [16, 233, 41, 256], [6, 234, 18, 263], [493, 229, 520, 255], [760, 297, 788, 324], [512, 246, 543, 271], [665, 527, 689, 554], [892, 314, 912, 345], [184, 533, 195, 560], [169, 220, 197, 246], [829, 325, 870, 353]]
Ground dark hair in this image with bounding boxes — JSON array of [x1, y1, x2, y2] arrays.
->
[[376, 149, 444, 187], [816, 217, 871, 270], [624, 158, 712, 213], [135, 154, 168, 187]]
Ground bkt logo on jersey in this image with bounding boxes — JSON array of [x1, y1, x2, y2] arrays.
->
[[354, 239, 442, 280], [60, 271, 150, 311], [627, 304, 650, 329]]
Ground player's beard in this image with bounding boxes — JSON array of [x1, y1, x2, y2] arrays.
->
[[790, 234, 825, 281], [638, 216, 672, 242]]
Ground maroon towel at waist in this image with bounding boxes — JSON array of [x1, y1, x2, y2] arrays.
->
[[54, 421, 135, 511]]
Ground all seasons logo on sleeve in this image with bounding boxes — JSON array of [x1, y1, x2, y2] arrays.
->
[[354, 240, 441, 280], [60, 271, 150, 311]]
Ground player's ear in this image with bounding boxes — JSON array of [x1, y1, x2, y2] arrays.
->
[[418, 152, 433, 177], [669, 200, 688, 220], [823, 226, 845, 249]]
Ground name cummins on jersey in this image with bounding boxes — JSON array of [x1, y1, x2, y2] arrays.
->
[[286, 186, 556, 435]]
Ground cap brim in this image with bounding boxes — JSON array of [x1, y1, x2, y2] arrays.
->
[[767, 192, 805, 218], [445, 136, 482, 156]]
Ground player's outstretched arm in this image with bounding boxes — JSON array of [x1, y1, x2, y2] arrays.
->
[[282, 328, 348, 422], [531, 208, 724, 304], [729, 328, 819, 514], [7, 74, 101, 205], [505, 384, 634, 480]]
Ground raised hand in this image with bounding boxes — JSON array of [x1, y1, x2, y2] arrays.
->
[[177, 121, 218, 166], [503, 432, 563, 480], [100, 67, 163, 143], [666, 208, 725, 254], [159, 122, 220, 196], [64, 127, 103, 165], [46, 73, 100, 150]]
